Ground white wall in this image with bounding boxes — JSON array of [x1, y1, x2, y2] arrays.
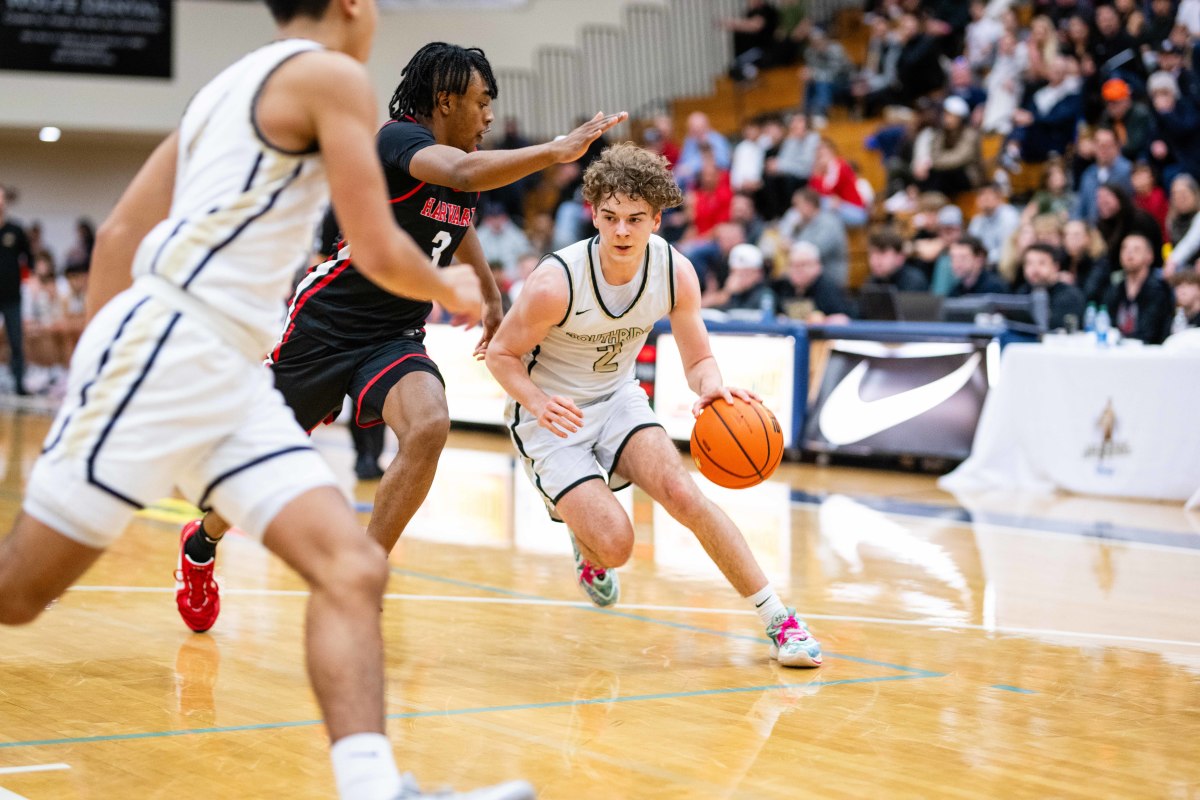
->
[[0, 0, 665, 247], [0, 137, 157, 264], [0, 0, 665, 135]]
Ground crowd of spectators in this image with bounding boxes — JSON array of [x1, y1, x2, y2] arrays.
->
[[16, 0, 1199, 405], [0, 185, 91, 398], [472, 0, 1200, 347]]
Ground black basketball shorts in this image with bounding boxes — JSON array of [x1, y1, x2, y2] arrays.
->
[[270, 327, 445, 431]]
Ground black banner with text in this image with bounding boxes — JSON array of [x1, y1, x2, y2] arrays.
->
[[0, 0, 172, 78]]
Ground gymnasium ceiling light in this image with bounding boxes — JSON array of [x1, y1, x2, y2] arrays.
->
[[38, 127, 61, 143]]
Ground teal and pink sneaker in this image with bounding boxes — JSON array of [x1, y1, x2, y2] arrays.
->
[[767, 609, 822, 668], [568, 531, 619, 607]]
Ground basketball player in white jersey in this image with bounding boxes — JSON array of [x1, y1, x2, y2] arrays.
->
[[485, 143, 822, 669], [0, 0, 532, 798]]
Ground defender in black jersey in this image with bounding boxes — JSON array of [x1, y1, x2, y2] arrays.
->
[[175, 41, 627, 633]]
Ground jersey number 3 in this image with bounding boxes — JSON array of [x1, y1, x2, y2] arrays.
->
[[593, 343, 621, 373], [429, 231, 452, 264]]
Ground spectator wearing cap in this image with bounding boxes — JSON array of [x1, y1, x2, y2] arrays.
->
[[1148, 70, 1200, 182], [1169, 271, 1200, 327], [866, 229, 930, 292], [776, 187, 849, 287], [929, 204, 964, 295], [1099, 78, 1156, 162], [772, 241, 853, 323], [1073, 127, 1134, 224], [1154, 39, 1200, 107], [947, 235, 1010, 297], [967, 183, 1021, 267], [917, 96, 982, 197], [717, 243, 775, 312], [475, 202, 533, 280]]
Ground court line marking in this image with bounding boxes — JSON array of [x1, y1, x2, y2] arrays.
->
[[991, 685, 1038, 694], [0, 674, 928, 751], [67, 586, 1200, 649], [0, 787, 31, 800], [0, 764, 70, 775], [386, 567, 945, 679]]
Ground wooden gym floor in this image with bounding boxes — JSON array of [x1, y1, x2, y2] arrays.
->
[[0, 410, 1198, 799]]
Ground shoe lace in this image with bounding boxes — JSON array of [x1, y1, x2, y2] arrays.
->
[[178, 562, 215, 610], [775, 616, 809, 645], [580, 561, 607, 585]]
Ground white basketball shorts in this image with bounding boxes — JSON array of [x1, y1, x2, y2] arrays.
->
[[25, 286, 338, 548], [507, 381, 661, 522]]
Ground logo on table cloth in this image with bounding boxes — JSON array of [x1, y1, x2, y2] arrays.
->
[[1083, 398, 1131, 474]]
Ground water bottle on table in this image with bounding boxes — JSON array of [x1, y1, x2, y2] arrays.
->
[[1095, 306, 1112, 347]]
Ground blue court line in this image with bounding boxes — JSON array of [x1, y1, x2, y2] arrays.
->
[[790, 489, 1200, 551], [388, 567, 945, 679], [990, 684, 1038, 695], [0, 674, 927, 751]]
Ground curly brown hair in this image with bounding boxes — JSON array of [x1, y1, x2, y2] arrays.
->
[[582, 142, 684, 212]]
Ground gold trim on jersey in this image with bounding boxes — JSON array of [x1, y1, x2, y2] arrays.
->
[[586, 235, 651, 319]]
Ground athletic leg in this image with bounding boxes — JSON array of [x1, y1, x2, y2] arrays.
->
[[613, 426, 822, 667], [365, 371, 449, 553], [553, 478, 635, 569], [261, 486, 389, 740], [614, 426, 768, 595], [0, 514, 104, 625]]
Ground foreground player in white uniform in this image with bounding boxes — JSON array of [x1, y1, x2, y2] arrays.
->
[[0, 0, 532, 798], [486, 143, 822, 668]]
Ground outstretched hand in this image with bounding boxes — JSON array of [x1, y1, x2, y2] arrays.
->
[[554, 112, 629, 163], [692, 386, 762, 418]]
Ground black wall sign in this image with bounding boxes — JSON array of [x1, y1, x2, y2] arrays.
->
[[0, 0, 173, 78]]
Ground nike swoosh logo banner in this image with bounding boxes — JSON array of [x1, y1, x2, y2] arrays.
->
[[818, 352, 983, 446]]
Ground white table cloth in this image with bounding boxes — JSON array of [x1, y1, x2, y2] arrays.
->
[[940, 341, 1200, 508]]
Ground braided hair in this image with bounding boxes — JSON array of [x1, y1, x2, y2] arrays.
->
[[388, 42, 498, 122]]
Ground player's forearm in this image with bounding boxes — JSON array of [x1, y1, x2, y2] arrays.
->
[[85, 219, 140, 320], [486, 350, 550, 411], [684, 355, 724, 397], [449, 145, 562, 192], [356, 233, 449, 303], [469, 258, 503, 307]]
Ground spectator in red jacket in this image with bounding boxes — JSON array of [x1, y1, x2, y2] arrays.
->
[[808, 138, 868, 227]]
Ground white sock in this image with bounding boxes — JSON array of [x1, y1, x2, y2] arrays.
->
[[331, 732, 403, 800], [748, 584, 788, 626]]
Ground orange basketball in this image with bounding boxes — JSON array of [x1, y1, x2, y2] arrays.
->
[[690, 397, 785, 489]]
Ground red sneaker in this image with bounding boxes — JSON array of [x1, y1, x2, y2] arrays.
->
[[174, 520, 220, 633]]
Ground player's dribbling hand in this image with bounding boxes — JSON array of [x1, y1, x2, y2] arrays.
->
[[437, 264, 483, 323], [692, 386, 762, 418], [537, 395, 583, 438], [554, 112, 630, 163]]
